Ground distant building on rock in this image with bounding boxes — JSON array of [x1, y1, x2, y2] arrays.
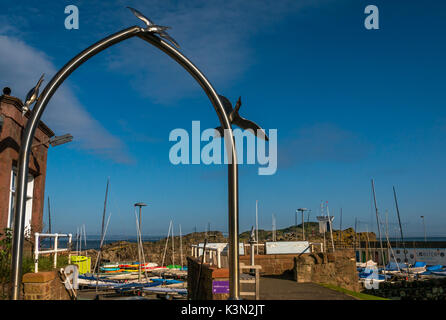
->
[[0, 87, 54, 237]]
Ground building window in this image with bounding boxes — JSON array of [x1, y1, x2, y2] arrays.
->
[[7, 168, 34, 238]]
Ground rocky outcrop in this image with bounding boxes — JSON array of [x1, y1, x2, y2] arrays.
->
[[88, 231, 226, 267]]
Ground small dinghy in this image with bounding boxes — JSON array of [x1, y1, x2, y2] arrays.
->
[[402, 261, 427, 274], [357, 260, 377, 268], [427, 265, 443, 272]]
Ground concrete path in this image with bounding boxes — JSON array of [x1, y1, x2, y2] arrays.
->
[[259, 276, 356, 300]]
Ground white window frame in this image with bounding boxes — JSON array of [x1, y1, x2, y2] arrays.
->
[[7, 168, 34, 238]]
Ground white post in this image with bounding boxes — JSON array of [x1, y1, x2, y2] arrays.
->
[[34, 233, 39, 273], [217, 248, 221, 268], [68, 233, 72, 262], [53, 233, 59, 268]]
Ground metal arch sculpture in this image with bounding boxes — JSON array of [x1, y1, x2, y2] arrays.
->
[[10, 14, 242, 300]]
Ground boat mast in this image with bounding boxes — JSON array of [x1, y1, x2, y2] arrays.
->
[[393, 186, 408, 264], [326, 206, 335, 252], [339, 208, 343, 245], [161, 221, 172, 267], [179, 224, 183, 267], [354, 217, 357, 261], [365, 224, 373, 261], [371, 179, 387, 271], [96, 178, 109, 272], [255, 200, 259, 255], [321, 201, 326, 253], [101, 178, 110, 243], [171, 222, 175, 266]]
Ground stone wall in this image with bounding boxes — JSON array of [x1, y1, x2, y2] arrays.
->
[[294, 249, 359, 292], [239, 254, 296, 276], [22, 271, 72, 300]]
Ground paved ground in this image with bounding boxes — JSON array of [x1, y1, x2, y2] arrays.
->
[[259, 276, 356, 300]]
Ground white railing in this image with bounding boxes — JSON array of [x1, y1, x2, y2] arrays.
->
[[191, 245, 223, 268], [34, 232, 72, 273]]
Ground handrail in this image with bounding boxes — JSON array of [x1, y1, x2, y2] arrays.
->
[[34, 232, 72, 273], [191, 245, 223, 268]]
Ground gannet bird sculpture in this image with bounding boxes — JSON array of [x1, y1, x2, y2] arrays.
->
[[127, 7, 180, 49], [214, 95, 269, 141], [23, 74, 44, 116], [250, 226, 256, 242]]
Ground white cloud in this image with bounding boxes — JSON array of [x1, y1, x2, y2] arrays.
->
[[0, 34, 133, 164]]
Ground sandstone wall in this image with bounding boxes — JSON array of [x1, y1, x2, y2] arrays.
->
[[239, 254, 295, 276], [294, 249, 359, 292]]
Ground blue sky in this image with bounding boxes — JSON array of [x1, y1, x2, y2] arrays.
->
[[1, 0, 446, 237]]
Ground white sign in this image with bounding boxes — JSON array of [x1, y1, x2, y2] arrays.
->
[[265, 241, 310, 254], [391, 248, 446, 265]]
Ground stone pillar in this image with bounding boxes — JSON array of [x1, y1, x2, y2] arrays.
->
[[22, 271, 72, 300]]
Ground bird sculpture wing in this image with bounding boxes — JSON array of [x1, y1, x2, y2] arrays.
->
[[24, 87, 35, 105], [127, 7, 155, 26], [250, 226, 255, 240], [159, 31, 180, 49], [233, 116, 269, 141]]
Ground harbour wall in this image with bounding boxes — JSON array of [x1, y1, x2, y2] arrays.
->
[[294, 249, 360, 292], [239, 254, 295, 276]]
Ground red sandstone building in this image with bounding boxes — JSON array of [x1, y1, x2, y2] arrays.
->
[[0, 88, 54, 237]]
